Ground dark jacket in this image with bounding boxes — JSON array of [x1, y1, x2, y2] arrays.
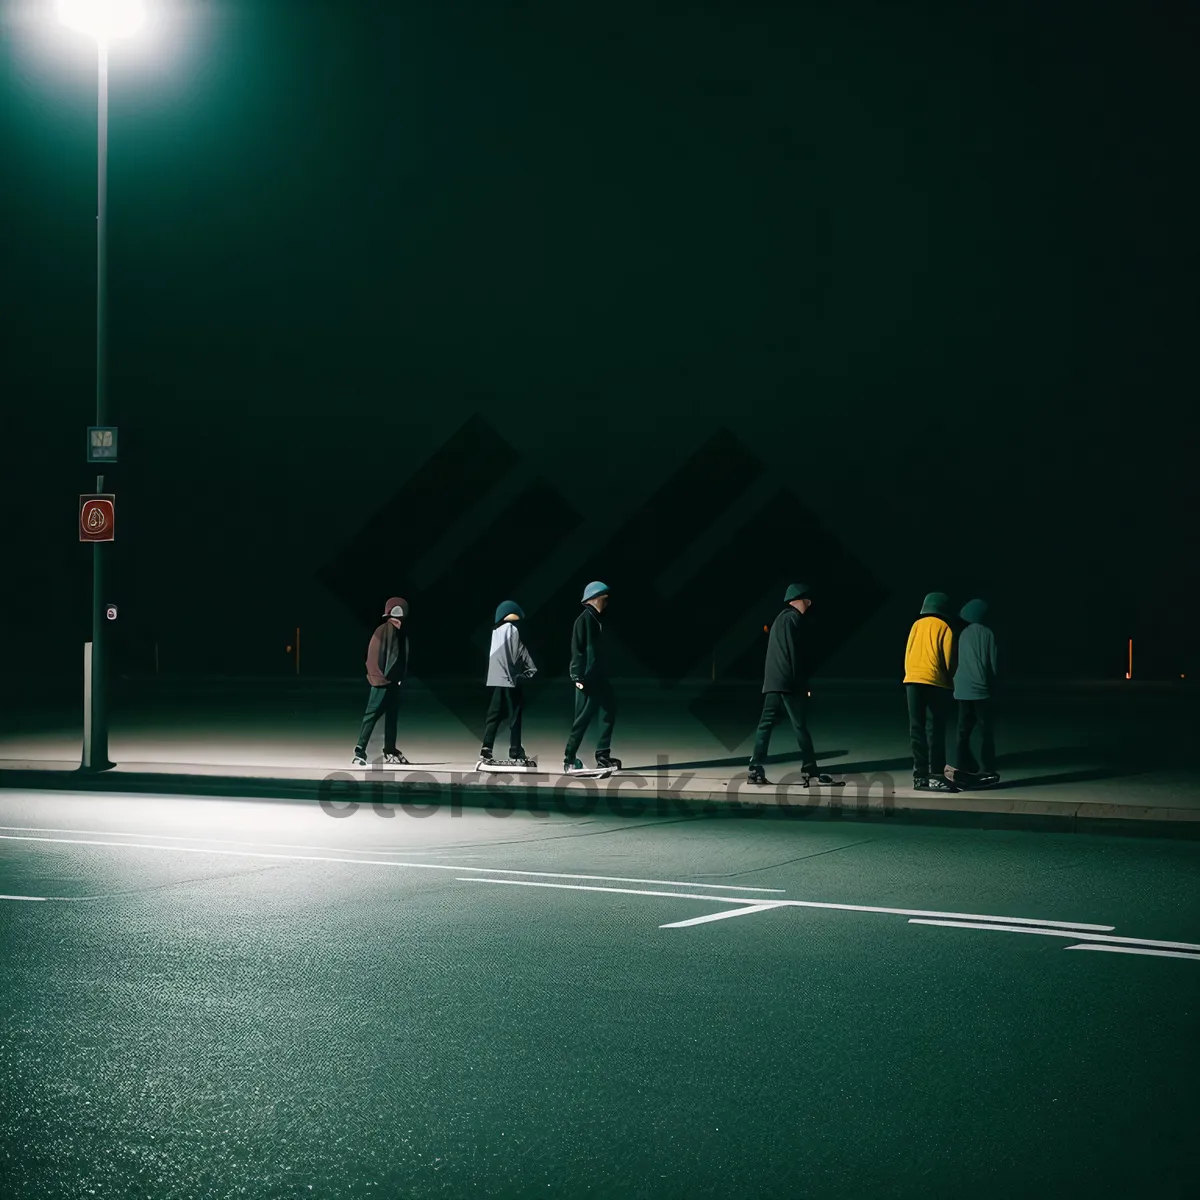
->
[[366, 621, 409, 687], [762, 604, 814, 694], [953, 601, 998, 700], [569, 605, 607, 684]]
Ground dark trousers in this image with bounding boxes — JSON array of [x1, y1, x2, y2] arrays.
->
[[906, 683, 952, 777], [953, 698, 996, 775], [356, 683, 401, 754], [482, 685, 525, 753], [564, 679, 617, 759], [750, 691, 816, 771]]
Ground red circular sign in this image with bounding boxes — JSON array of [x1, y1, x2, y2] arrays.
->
[[80, 498, 115, 542]]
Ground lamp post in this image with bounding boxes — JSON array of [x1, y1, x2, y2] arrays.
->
[[59, 1, 145, 770]]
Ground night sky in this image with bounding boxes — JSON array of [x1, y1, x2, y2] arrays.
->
[[2, 0, 1196, 681]]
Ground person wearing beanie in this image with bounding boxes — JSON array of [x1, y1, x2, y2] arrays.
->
[[563, 582, 620, 772], [902, 592, 957, 791], [748, 584, 839, 787], [480, 601, 537, 765], [946, 599, 1000, 788], [352, 596, 411, 766]]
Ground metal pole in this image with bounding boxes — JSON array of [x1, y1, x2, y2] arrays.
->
[[295, 627, 301, 675], [84, 41, 112, 770]]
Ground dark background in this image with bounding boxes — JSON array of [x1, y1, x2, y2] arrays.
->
[[2, 0, 1196, 681]]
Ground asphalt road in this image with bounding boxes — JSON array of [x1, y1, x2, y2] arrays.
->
[[1, 790, 1197, 1199]]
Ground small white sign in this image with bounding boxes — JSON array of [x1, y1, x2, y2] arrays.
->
[[106, 605, 118, 621], [87, 426, 119, 462]]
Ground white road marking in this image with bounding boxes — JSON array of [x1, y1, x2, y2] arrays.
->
[[660, 903, 787, 928], [1066, 945, 1200, 961], [0, 825, 489, 854], [458, 877, 1115, 930], [909, 919, 1200, 954], [8, 832, 1188, 960], [0, 832, 784, 893]]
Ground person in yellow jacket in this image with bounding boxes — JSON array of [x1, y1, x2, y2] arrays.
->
[[903, 592, 958, 792]]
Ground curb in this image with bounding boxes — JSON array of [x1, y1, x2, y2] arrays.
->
[[2, 768, 1198, 839]]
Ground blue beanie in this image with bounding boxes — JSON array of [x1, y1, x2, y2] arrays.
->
[[494, 600, 525, 624], [581, 581, 610, 603]]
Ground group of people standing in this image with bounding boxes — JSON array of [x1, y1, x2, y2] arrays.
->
[[349, 583, 1000, 792], [747, 586, 1000, 792]]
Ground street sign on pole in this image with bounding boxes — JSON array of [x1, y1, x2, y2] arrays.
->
[[80, 494, 115, 542], [87, 426, 118, 462]]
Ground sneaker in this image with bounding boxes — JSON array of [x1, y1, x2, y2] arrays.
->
[[747, 764, 768, 786], [912, 774, 929, 790], [802, 771, 839, 786], [925, 775, 959, 793], [479, 746, 495, 763], [564, 757, 584, 773], [383, 750, 409, 766], [351, 753, 368, 767], [595, 753, 622, 770], [975, 773, 1001, 789]]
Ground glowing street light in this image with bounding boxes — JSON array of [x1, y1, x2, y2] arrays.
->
[[58, 0, 147, 770], [57, 1, 145, 42]]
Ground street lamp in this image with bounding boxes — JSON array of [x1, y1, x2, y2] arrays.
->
[[59, 0, 146, 771], [57, 0, 145, 39]]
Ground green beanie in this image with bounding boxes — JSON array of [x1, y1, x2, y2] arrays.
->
[[784, 583, 812, 603], [920, 592, 950, 616], [494, 600, 525, 624]]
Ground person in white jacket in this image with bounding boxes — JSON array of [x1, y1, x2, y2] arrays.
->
[[480, 601, 537, 764]]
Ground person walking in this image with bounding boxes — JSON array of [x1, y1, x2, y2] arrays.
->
[[351, 596, 410, 767], [946, 598, 1000, 788], [903, 591, 957, 791], [563, 581, 620, 773], [748, 584, 839, 787], [480, 600, 537, 765]]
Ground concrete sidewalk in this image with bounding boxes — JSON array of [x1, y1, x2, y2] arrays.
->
[[2, 679, 1197, 836], [2, 754, 1198, 838]]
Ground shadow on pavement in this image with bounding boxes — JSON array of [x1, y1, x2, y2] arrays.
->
[[991, 765, 1151, 790], [995, 746, 1103, 768], [826, 756, 912, 775], [621, 750, 849, 772]]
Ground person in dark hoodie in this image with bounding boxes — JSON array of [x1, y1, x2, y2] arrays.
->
[[563, 581, 620, 773], [748, 583, 838, 786], [903, 592, 958, 792], [946, 598, 1000, 788], [480, 601, 537, 765], [351, 596, 410, 766]]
